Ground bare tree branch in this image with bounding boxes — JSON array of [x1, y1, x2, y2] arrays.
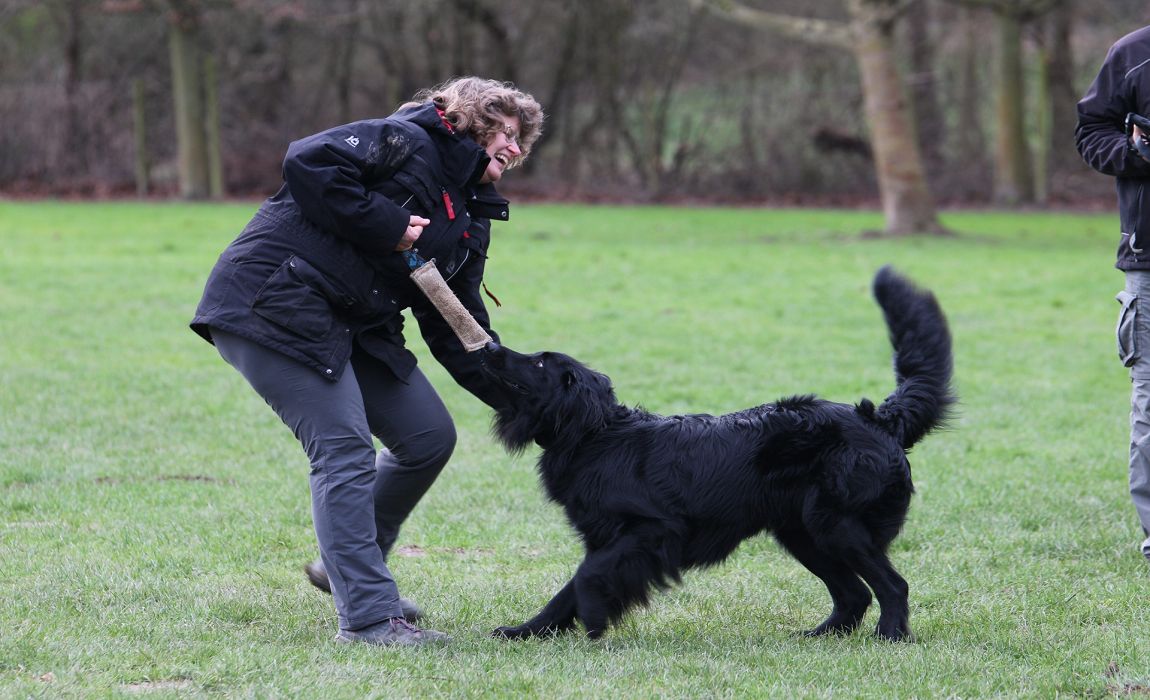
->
[[944, 0, 1063, 20], [697, 0, 856, 50]]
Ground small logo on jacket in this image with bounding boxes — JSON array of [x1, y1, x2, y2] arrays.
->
[[344, 135, 360, 148]]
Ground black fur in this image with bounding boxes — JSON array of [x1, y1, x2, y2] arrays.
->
[[481, 266, 954, 642]]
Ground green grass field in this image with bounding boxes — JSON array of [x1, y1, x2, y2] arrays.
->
[[2, 200, 1148, 698]]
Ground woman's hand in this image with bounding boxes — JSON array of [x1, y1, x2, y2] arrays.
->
[[396, 215, 430, 252]]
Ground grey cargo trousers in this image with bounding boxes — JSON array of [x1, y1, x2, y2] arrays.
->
[[1117, 272, 1150, 554], [211, 328, 456, 630]]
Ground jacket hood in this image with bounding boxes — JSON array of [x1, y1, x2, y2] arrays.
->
[[391, 101, 491, 188]]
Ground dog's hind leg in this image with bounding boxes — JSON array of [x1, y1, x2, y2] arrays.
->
[[820, 516, 912, 640], [842, 549, 911, 642], [774, 527, 872, 636], [493, 579, 579, 639]]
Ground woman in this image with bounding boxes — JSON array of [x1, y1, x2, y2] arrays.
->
[[191, 77, 543, 646]]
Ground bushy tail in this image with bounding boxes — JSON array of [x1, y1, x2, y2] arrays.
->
[[870, 266, 956, 450]]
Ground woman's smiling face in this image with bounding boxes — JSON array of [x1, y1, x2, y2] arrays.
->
[[479, 115, 522, 184]]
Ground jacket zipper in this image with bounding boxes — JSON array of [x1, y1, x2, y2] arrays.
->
[[1134, 184, 1145, 255]]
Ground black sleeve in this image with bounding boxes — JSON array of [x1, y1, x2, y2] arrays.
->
[[1076, 45, 1150, 178], [282, 120, 413, 256], [411, 232, 510, 411]]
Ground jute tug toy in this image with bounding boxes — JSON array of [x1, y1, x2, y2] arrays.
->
[[403, 249, 492, 352]]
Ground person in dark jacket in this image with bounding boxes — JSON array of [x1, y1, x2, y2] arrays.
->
[[191, 77, 543, 645], [1076, 26, 1150, 564]]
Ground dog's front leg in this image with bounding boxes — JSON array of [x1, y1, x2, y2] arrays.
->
[[571, 534, 663, 639], [493, 578, 578, 639]]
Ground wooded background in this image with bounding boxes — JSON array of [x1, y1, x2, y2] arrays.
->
[[1, 0, 1145, 218]]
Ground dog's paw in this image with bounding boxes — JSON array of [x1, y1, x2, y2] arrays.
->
[[798, 620, 857, 638], [494, 622, 577, 640], [492, 625, 534, 640], [873, 623, 915, 643], [798, 627, 848, 639], [493, 624, 564, 640]]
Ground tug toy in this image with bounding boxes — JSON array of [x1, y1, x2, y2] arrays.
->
[[403, 249, 492, 352]]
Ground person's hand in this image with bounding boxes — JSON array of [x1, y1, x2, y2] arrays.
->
[[396, 215, 430, 252], [1131, 123, 1150, 164]]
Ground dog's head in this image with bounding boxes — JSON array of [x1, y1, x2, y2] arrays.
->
[[480, 342, 617, 452]]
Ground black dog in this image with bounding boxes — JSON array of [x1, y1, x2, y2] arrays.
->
[[481, 266, 954, 642]]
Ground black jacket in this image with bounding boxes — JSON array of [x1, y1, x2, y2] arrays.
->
[[1076, 25, 1150, 270], [191, 102, 510, 407]]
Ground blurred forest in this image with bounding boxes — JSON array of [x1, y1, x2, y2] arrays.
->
[[1, 0, 1147, 209]]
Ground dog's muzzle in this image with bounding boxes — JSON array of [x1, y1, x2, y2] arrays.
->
[[479, 344, 530, 395]]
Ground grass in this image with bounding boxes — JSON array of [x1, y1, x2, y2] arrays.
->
[[1, 199, 1148, 698]]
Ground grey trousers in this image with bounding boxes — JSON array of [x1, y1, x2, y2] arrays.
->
[[1118, 272, 1150, 542], [211, 328, 456, 630]]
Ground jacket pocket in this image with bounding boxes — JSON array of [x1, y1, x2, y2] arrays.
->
[[1117, 289, 1139, 368], [251, 256, 333, 341], [392, 155, 439, 214]]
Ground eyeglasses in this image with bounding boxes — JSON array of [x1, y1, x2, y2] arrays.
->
[[498, 123, 519, 145]]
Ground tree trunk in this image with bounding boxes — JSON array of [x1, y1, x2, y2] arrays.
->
[[204, 53, 224, 199], [55, 0, 86, 178], [905, 0, 944, 170], [1033, 31, 1053, 204], [1043, 1, 1079, 172], [132, 78, 150, 197], [584, 0, 632, 186], [852, 4, 946, 235], [993, 10, 1033, 205], [333, 0, 361, 124], [544, 2, 581, 182], [955, 7, 986, 178], [169, 12, 211, 199]]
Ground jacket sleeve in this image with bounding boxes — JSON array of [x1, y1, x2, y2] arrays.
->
[[1076, 45, 1150, 178], [282, 120, 413, 256], [411, 227, 510, 411]]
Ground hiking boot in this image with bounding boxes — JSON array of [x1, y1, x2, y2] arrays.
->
[[304, 559, 424, 623], [334, 617, 449, 647]]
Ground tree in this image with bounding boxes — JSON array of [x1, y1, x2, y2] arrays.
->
[[633, 4, 710, 198], [703, 0, 949, 235], [946, 0, 1062, 205], [952, 6, 991, 198], [903, 0, 945, 172], [47, 0, 88, 178], [167, 0, 222, 199], [1036, 0, 1080, 201]]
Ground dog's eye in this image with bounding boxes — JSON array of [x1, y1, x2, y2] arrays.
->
[[534, 359, 544, 369]]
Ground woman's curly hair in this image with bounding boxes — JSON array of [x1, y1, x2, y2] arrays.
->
[[404, 77, 543, 168]]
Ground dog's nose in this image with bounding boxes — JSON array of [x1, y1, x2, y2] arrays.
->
[[484, 341, 501, 353]]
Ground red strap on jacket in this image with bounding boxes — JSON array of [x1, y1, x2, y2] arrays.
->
[[442, 190, 455, 220]]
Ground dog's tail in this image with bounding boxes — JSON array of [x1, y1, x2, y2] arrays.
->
[[867, 265, 956, 450]]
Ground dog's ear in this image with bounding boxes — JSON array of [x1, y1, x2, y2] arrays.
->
[[562, 370, 578, 388]]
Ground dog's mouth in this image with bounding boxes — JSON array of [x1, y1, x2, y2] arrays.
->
[[481, 364, 531, 395]]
